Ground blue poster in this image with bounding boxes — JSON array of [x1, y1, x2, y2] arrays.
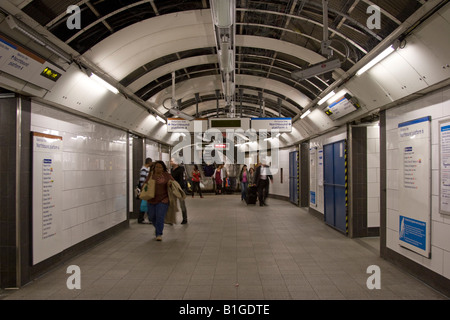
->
[[399, 216, 427, 251], [310, 191, 316, 205]]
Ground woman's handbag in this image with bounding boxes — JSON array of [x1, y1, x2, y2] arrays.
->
[[139, 173, 155, 201]]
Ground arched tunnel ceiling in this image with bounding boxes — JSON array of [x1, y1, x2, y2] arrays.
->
[[11, 0, 426, 120]]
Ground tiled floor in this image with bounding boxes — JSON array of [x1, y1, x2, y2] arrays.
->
[[1, 195, 448, 300]]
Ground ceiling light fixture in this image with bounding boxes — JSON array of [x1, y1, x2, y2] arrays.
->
[[300, 109, 311, 119], [318, 91, 336, 105], [89, 72, 119, 94], [356, 44, 396, 76]]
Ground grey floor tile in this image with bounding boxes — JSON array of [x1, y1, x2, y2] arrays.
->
[[1, 196, 448, 301]]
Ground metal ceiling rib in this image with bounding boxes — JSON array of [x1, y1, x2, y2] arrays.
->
[[17, 0, 425, 120]]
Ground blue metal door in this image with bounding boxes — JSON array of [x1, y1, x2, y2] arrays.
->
[[289, 151, 299, 205], [323, 140, 347, 234]]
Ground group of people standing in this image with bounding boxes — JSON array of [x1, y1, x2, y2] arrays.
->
[[137, 159, 273, 240], [211, 162, 273, 206]]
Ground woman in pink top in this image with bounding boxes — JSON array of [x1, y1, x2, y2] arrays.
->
[[239, 165, 249, 201]]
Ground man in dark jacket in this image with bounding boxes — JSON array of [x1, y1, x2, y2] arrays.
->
[[254, 160, 273, 206], [170, 158, 188, 224]]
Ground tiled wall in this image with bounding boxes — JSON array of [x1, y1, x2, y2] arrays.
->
[[385, 87, 450, 280], [270, 148, 295, 198], [30, 102, 127, 252]]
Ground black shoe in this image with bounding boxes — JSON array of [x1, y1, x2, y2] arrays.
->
[[260, 203, 264, 206], [263, 203, 268, 206], [181, 220, 188, 224]]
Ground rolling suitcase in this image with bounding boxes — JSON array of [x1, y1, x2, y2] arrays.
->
[[246, 185, 258, 205]]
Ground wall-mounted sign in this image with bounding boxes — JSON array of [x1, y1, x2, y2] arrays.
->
[[0, 35, 64, 91], [32, 132, 63, 265], [439, 119, 450, 215], [251, 118, 292, 132], [397, 116, 431, 258]]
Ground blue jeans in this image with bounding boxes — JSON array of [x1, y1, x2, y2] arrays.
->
[[241, 182, 248, 200], [147, 202, 169, 236]]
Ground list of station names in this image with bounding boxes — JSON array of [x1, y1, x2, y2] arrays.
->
[[42, 158, 56, 239], [403, 146, 419, 189], [32, 132, 63, 265], [440, 123, 450, 214]]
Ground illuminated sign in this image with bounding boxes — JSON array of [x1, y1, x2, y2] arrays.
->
[[214, 143, 229, 149], [324, 94, 360, 121], [40, 67, 62, 82]]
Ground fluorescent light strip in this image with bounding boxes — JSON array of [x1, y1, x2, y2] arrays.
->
[[89, 73, 119, 94], [300, 109, 311, 119], [356, 45, 395, 76], [318, 91, 336, 105], [156, 115, 166, 124]]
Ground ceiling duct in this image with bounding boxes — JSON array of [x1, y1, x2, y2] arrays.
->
[[167, 71, 194, 121], [210, 0, 236, 118], [291, 0, 342, 82]]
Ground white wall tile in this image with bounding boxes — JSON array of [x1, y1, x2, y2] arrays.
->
[[31, 102, 127, 254], [385, 87, 450, 280]]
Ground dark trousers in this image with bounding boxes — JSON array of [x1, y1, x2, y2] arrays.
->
[[257, 179, 269, 205], [192, 181, 203, 196]]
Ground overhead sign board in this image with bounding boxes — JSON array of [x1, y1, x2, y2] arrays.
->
[[167, 118, 207, 133], [324, 94, 360, 121], [251, 118, 292, 132]]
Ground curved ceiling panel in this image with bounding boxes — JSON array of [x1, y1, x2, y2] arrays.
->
[[0, 0, 433, 139]]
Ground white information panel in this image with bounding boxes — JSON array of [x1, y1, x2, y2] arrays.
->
[[439, 119, 450, 215], [397, 116, 431, 258], [32, 132, 63, 265], [167, 118, 207, 133], [309, 147, 317, 207], [251, 118, 292, 132]]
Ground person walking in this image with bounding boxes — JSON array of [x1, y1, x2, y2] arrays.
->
[[239, 165, 249, 201], [138, 157, 152, 224], [254, 160, 273, 206], [145, 161, 174, 241], [170, 158, 188, 224], [191, 165, 203, 198]]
